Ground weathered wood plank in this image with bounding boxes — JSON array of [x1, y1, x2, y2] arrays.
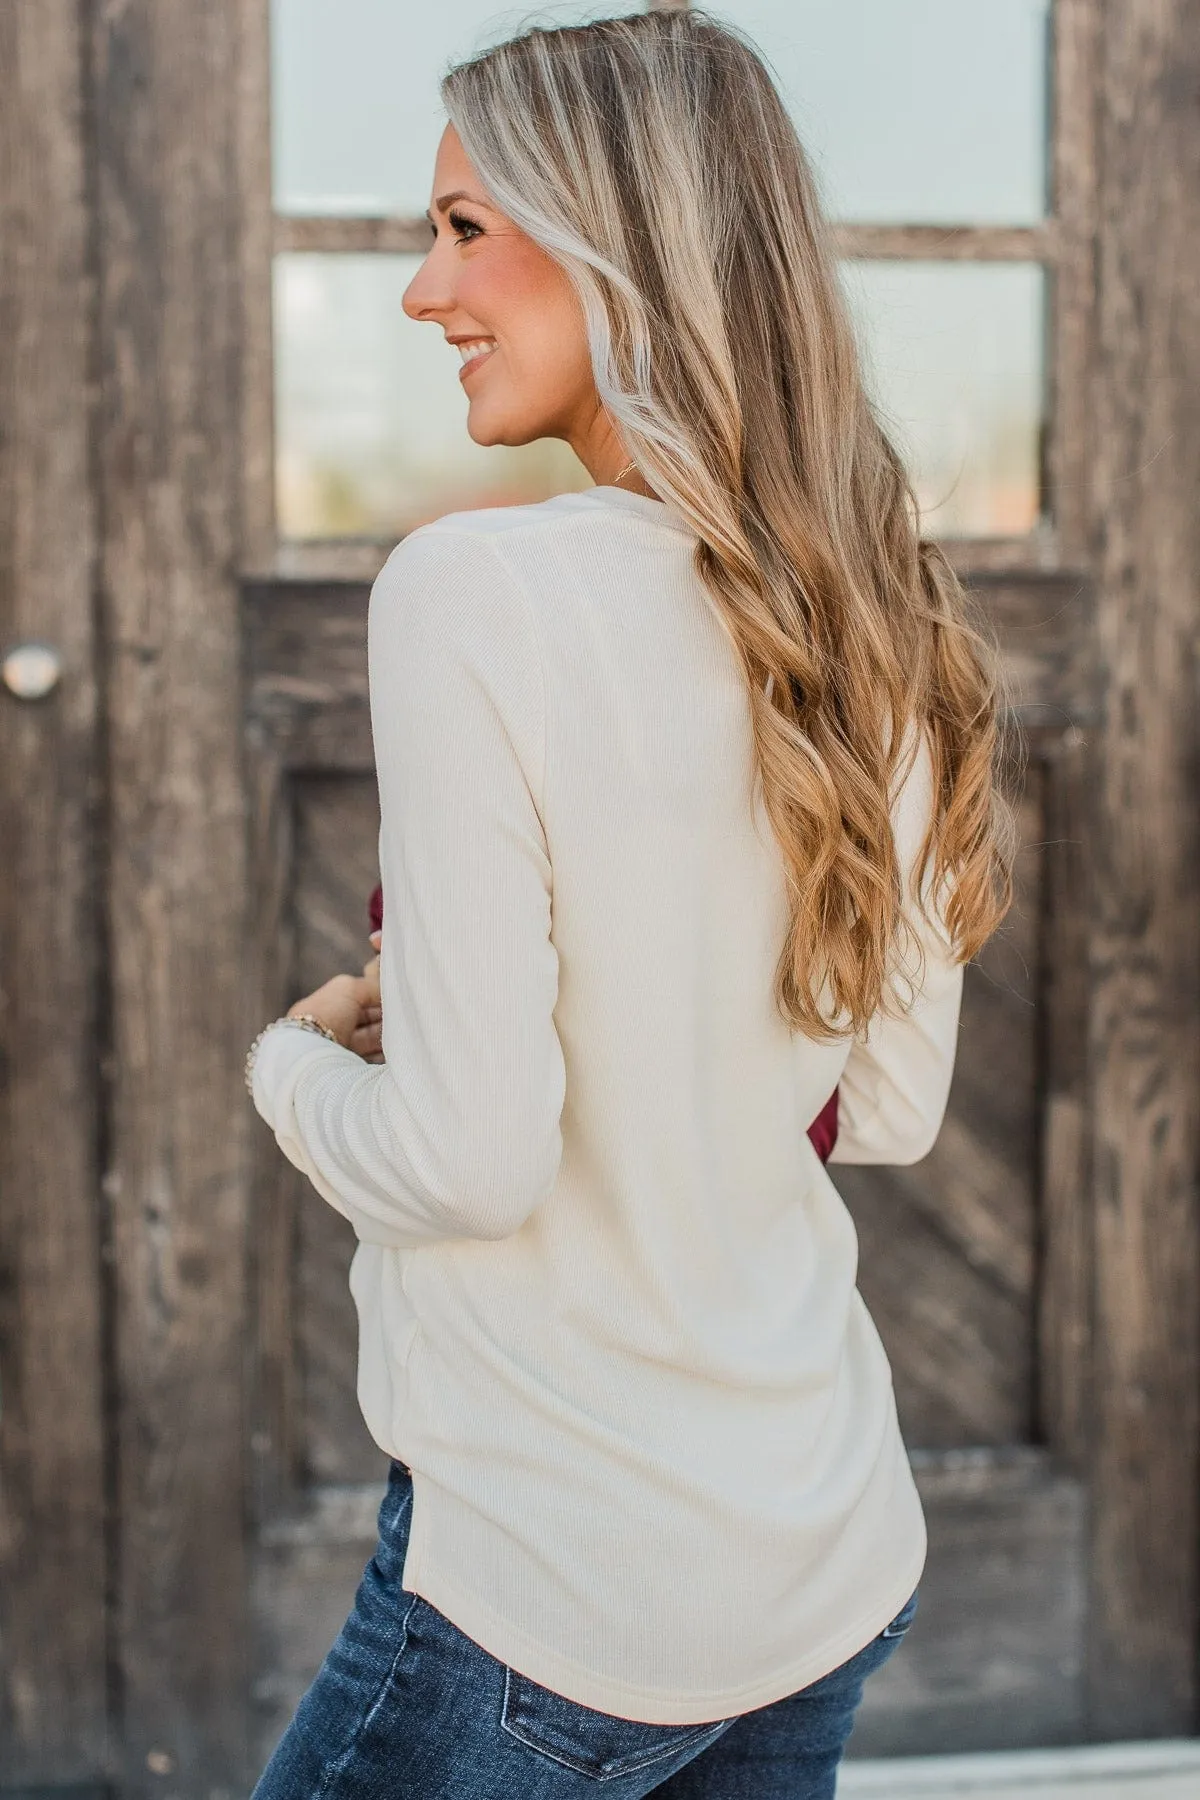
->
[[237, 0, 275, 568], [291, 779, 389, 1484], [834, 224, 1056, 263], [1037, 726, 1093, 1473], [1085, 0, 1200, 1736], [243, 571, 1093, 775], [250, 1451, 1086, 1765], [970, 572, 1095, 730], [91, 0, 252, 1788], [842, 769, 1044, 1448], [243, 583, 374, 773], [1048, 0, 1100, 564], [274, 215, 433, 255], [247, 532, 1065, 586], [1, 1789, 111, 1800], [851, 1450, 1087, 1756], [272, 214, 1055, 264], [845, 1172, 1034, 1447], [0, 3, 109, 1784], [246, 726, 304, 1519]]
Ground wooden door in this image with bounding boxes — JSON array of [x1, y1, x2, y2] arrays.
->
[[242, 0, 1200, 1766], [0, 6, 108, 1786], [2, 1, 1198, 1792], [241, 560, 1096, 1764], [2, 3, 260, 1793]]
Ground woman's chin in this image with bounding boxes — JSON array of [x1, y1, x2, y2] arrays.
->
[[465, 401, 543, 450]]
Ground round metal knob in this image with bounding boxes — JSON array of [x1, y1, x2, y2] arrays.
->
[[2, 641, 62, 699]]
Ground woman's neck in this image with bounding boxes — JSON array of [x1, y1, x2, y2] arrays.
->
[[569, 405, 656, 497]]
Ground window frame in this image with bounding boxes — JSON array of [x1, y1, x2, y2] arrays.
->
[[241, 0, 1096, 579]]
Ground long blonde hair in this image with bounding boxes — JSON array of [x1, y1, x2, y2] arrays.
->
[[443, 8, 1016, 1040]]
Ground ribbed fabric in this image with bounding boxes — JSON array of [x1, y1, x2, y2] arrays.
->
[[250, 486, 963, 1725]]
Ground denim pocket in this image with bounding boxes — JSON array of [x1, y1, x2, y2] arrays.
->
[[500, 1668, 734, 1782], [880, 1587, 920, 1640]]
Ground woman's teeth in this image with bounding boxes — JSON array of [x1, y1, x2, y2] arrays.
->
[[458, 340, 495, 366]]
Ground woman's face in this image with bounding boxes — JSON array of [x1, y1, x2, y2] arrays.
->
[[403, 126, 601, 457]]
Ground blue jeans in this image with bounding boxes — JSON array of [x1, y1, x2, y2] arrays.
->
[[252, 1460, 918, 1799]]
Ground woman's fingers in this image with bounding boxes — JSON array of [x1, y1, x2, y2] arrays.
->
[[350, 1016, 384, 1061], [287, 972, 374, 1047], [328, 972, 374, 1008]]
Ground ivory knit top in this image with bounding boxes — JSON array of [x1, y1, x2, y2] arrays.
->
[[249, 485, 964, 1725]]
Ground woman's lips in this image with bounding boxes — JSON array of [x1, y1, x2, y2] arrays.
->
[[458, 342, 497, 384]]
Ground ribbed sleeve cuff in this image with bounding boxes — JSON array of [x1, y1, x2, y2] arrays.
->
[[249, 1021, 359, 1130]]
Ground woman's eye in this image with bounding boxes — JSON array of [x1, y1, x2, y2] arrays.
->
[[448, 210, 483, 243]]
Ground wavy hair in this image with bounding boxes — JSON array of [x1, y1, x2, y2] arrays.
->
[[443, 8, 1016, 1039]]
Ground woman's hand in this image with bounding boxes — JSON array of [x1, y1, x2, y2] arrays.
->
[[287, 931, 385, 1063], [354, 931, 384, 1063], [287, 966, 380, 1062]]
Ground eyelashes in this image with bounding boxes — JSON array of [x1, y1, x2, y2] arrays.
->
[[421, 208, 484, 249], [447, 209, 483, 243]]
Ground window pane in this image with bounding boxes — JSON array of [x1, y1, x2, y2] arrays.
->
[[275, 255, 590, 539], [717, 0, 1050, 223], [840, 261, 1045, 537], [272, 0, 646, 217]]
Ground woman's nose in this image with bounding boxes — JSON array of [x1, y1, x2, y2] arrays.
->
[[402, 246, 452, 323]]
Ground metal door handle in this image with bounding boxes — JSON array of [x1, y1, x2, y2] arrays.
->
[[2, 641, 62, 699]]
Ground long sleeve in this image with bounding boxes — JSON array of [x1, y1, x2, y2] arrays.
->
[[827, 721, 964, 1166], [250, 525, 567, 1247]]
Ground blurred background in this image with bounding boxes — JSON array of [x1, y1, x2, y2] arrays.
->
[[2, 2, 1198, 1796]]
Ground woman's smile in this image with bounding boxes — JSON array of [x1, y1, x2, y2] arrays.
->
[[451, 334, 497, 382]]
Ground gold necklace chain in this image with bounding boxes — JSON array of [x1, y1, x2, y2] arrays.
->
[[612, 458, 637, 487]]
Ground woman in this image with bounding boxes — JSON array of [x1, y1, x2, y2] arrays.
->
[[246, 10, 1013, 1796]]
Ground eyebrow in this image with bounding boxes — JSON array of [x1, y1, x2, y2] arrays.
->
[[423, 189, 489, 226]]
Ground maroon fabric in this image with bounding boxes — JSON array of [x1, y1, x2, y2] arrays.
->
[[806, 1088, 839, 1163], [367, 881, 838, 1162]]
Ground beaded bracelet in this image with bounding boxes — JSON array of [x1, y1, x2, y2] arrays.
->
[[244, 1013, 341, 1098]]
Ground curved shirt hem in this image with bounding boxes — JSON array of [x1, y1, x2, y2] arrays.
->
[[399, 1476, 928, 1727]]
